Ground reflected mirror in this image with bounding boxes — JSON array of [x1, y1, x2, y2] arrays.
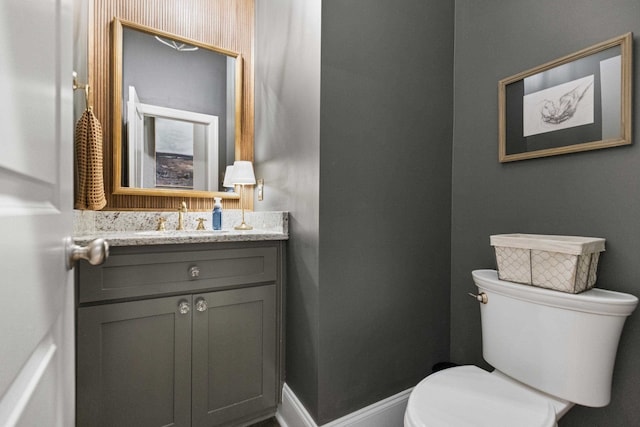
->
[[112, 18, 242, 198]]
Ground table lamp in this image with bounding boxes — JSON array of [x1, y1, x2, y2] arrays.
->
[[230, 161, 256, 230]]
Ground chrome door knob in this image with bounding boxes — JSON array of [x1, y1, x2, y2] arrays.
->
[[195, 298, 208, 312], [178, 301, 190, 315], [66, 237, 109, 269]]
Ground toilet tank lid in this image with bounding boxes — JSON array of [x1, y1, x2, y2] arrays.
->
[[406, 366, 557, 427], [472, 270, 638, 316]]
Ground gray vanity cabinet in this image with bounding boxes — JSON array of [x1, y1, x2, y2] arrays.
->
[[191, 285, 276, 426], [76, 241, 284, 427], [77, 295, 193, 427]]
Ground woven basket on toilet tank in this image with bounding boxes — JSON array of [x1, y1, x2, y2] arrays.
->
[[490, 234, 605, 294]]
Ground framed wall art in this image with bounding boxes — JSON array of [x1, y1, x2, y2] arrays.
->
[[498, 33, 632, 163]]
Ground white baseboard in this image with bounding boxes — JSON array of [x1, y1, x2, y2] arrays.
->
[[277, 383, 412, 427], [276, 383, 316, 427]]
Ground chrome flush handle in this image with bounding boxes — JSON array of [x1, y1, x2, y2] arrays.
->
[[468, 292, 488, 304]]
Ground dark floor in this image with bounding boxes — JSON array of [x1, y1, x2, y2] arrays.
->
[[248, 417, 280, 427]]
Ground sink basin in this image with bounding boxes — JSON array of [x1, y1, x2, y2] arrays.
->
[[133, 230, 168, 236], [133, 230, 229, 236]]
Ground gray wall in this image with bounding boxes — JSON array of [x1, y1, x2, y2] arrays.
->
[[72, 0, 88, 122], [255, 0, 322, 417], [451, 1, 640, 426], [258, 0, 640, 425], [318, 0, 453, 423], [256, 0, 453, 424]]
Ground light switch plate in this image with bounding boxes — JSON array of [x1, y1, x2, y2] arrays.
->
[[257, 179, 264, 201]]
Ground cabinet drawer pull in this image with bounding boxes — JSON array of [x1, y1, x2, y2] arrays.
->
[[189, 266, 200, 280], [195, 298, 208, 312], [178, 300, 190, 315]]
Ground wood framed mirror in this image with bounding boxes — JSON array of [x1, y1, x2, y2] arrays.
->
[[111, 18, 243, 198]]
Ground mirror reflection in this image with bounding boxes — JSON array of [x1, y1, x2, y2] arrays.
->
[[127, 86, 219, 190], [112, 19, 242, 197]]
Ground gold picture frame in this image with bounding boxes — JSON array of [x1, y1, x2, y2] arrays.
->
[[498, 33, 632, 163]]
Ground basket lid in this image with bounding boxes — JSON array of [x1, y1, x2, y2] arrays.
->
[[490, 234, 605, 255]]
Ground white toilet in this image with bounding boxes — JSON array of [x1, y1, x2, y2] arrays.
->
[[404, 269, 638, 427]]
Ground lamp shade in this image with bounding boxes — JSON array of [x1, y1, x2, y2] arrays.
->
[[222, 165, 235, 188], [231, 161, 256, 185]]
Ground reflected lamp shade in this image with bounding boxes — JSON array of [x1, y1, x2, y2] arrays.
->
[[222, 165, 235, 188], [231, 161, 256, 185]]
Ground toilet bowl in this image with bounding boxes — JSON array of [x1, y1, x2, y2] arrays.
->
[[404, 269, 637, 427], [404, 366, 571, 427]]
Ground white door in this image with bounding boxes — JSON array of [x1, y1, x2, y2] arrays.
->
[[0, 0, 75, 425]]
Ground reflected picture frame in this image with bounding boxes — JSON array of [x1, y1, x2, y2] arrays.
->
[[498, 33, 632, 163]]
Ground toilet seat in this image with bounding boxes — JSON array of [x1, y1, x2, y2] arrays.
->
[[404, 366, 557, 427]]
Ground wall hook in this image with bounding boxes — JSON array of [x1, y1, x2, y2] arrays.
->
[[72, 71, 91, 110]]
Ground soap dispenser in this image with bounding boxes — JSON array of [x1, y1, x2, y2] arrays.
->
[[212, 197, 222, 230]]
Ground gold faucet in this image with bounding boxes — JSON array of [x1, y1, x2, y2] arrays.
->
[[177, 201, 187, 230], [196, 218, 207, 230]]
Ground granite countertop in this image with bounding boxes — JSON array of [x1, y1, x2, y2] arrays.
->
[[74, 210, 288, 247]]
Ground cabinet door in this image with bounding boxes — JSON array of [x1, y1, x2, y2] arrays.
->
[[192, 285, 277, 426], [77, 296, 192, 427]]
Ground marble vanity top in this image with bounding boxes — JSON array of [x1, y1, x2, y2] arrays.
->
[[74, 210, 288, 247]]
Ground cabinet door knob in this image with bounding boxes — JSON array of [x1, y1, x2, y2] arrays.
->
[[195, 298, 208, 312], [178, 300, 190, 315], [189, 266, 200, 280]]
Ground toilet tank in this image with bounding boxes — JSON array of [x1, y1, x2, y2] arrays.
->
[[472, 269, 638, 407]]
